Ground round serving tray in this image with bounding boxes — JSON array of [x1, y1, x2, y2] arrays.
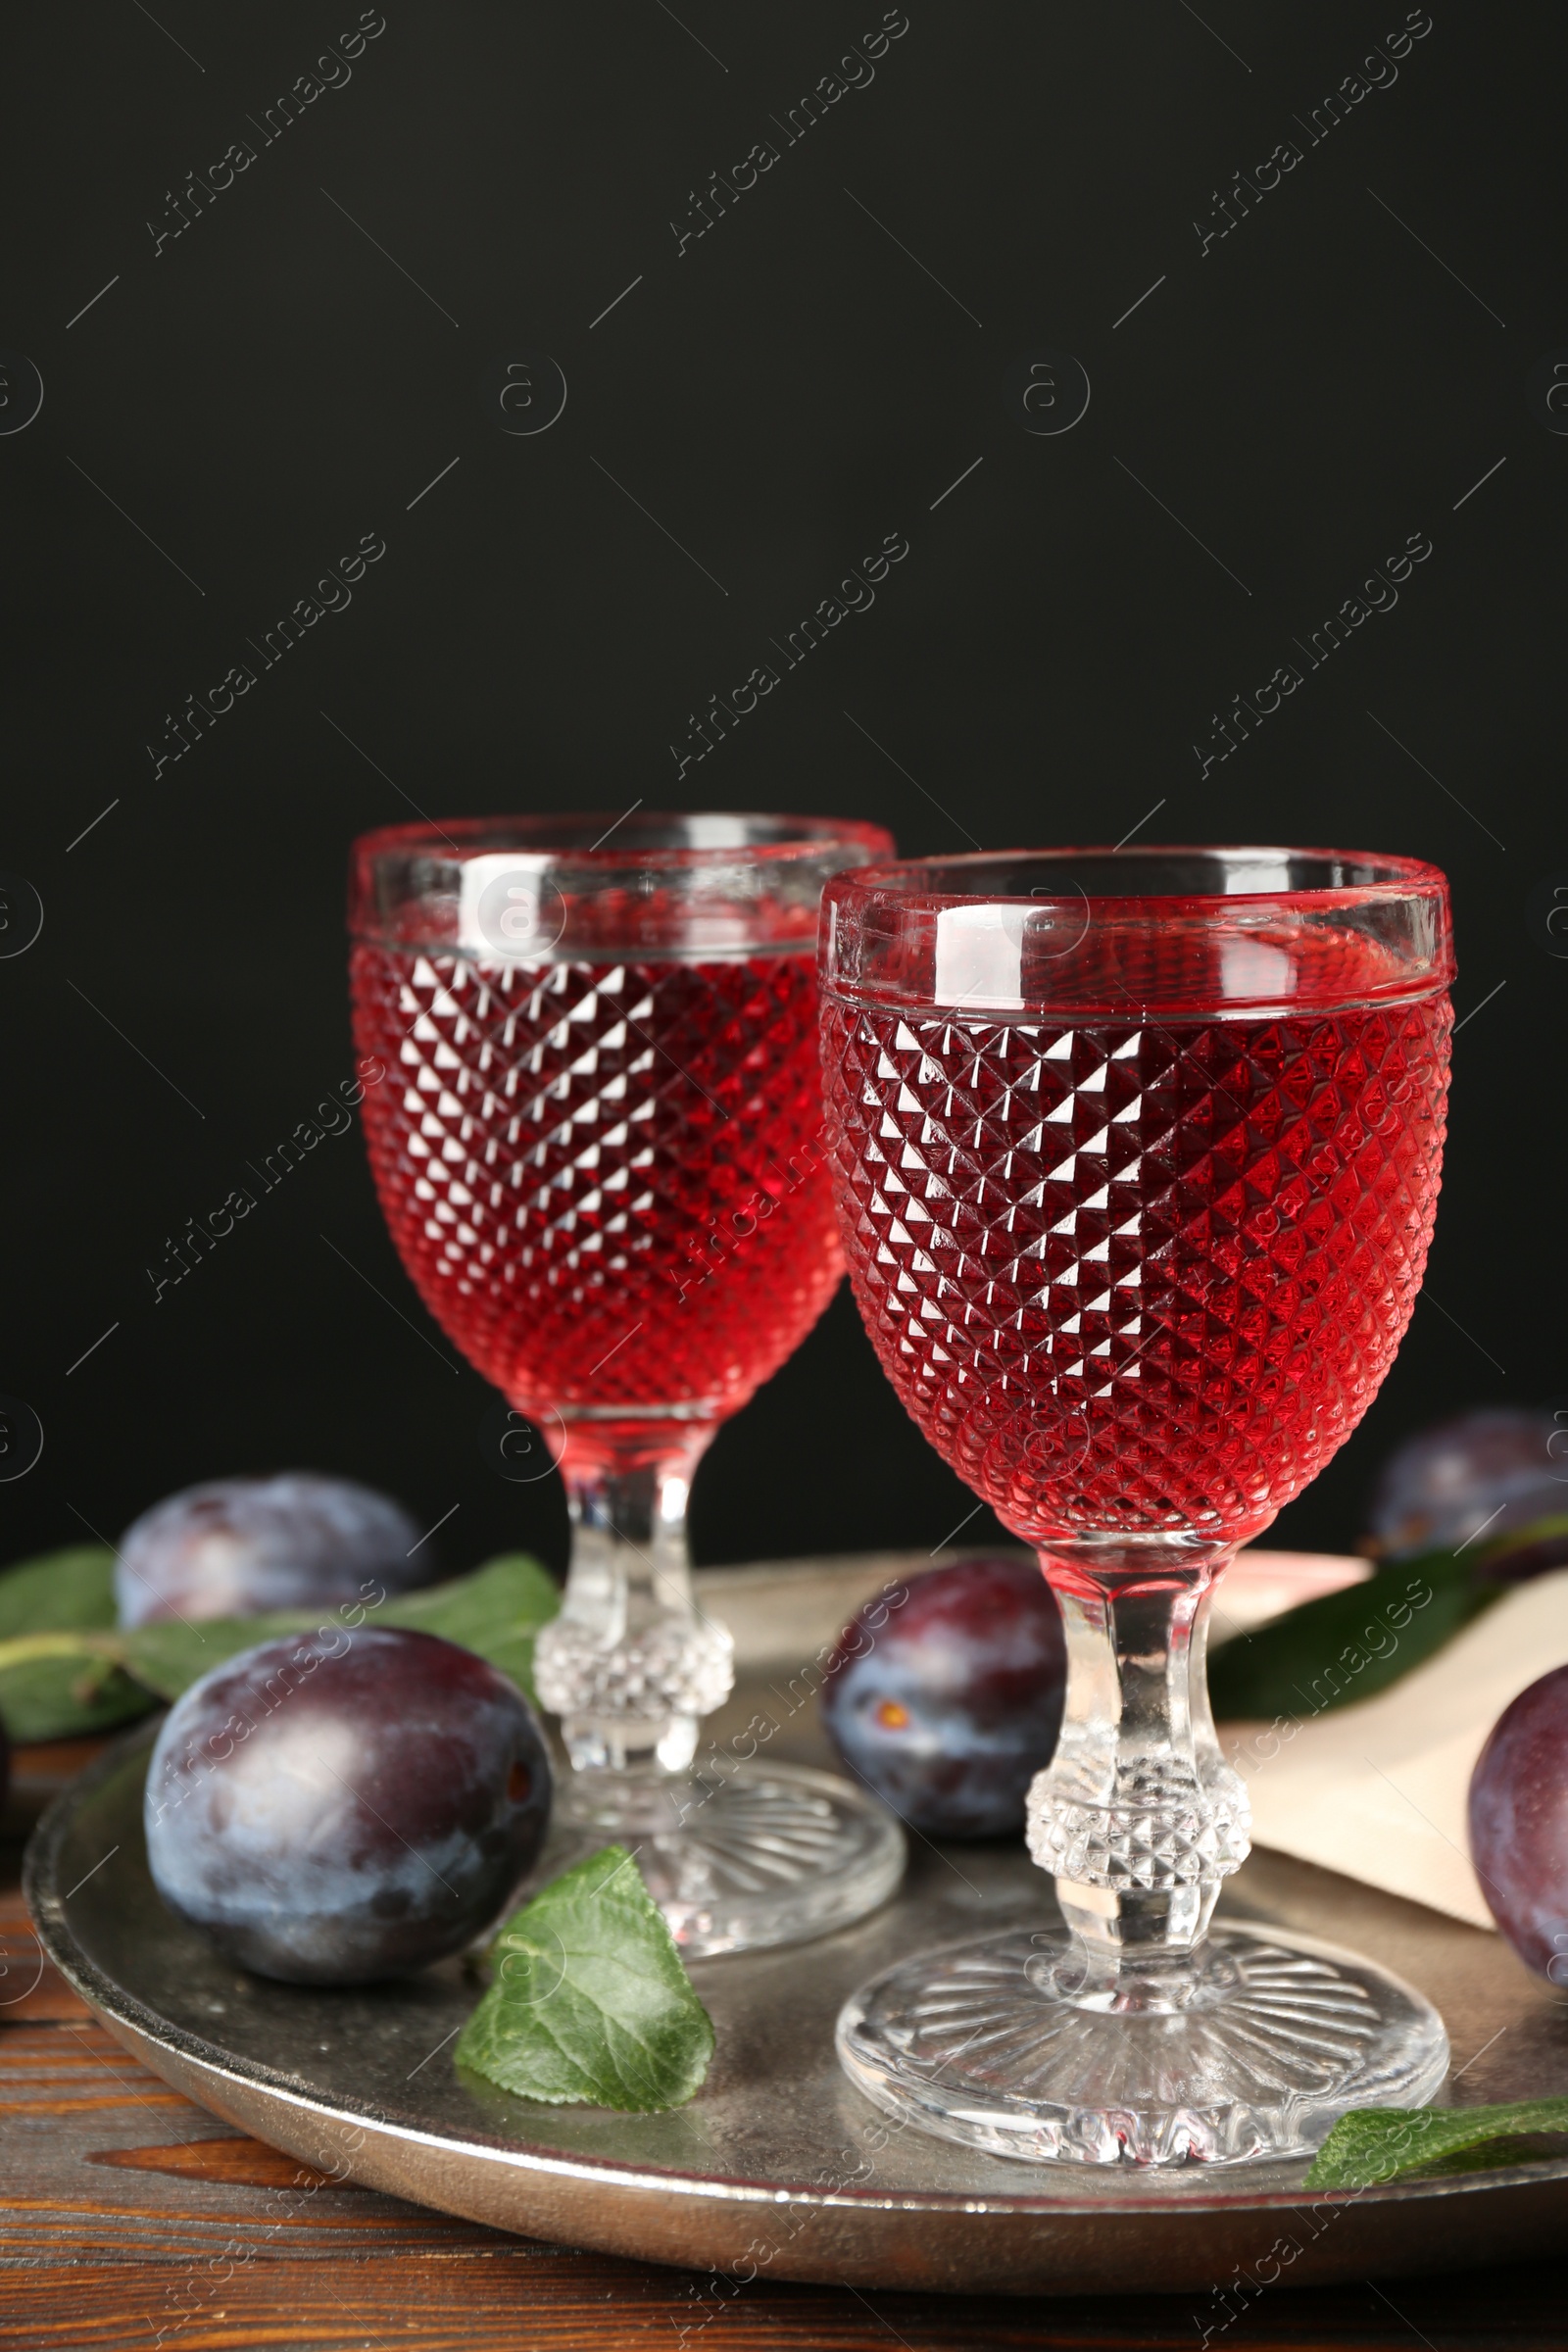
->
[[25, 1718, 1568, 2296]]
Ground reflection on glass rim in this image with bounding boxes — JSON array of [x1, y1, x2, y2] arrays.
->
[[822, 844, 1454, 1018], [352, 810, 890, 868], [832, 845, 1447, 906], [348, 809, 896, 960]]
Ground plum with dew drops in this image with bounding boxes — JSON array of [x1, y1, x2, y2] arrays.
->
[[144, 1626, 552, 1984], [117, 1473, 432, 1627], [821, 1556, 1066, 1840], [1468, 1663, 1568, 1985]]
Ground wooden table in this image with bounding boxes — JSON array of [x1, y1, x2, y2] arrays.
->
[[3, 1741, 1562, 2352]]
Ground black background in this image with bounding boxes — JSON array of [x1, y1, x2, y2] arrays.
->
[[2, 0, 1559, 1582]]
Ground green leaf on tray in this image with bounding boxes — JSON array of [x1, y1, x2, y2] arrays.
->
[[1208, 1545, 1496, 1724], [0, 1546, 118, 1640], [0, 1545, 153, 1741], [0, 1633, 157, 1743], [1304, 2099, 1568, 2188], [1210, 1511, 1568, 1727], [456, 1844, 715, 2112], [120, 1552, 562, 1706], [0, 1550, 561, 1742], [377, 1552, 561, 1700]]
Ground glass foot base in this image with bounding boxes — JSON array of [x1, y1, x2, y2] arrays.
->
[[537, 1762, 906, 1957], [837, 1923, 1449, 2167]]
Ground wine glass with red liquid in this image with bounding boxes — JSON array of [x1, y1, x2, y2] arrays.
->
[[349, 812, 904, 1953], [819, 846, 1454, 2164]]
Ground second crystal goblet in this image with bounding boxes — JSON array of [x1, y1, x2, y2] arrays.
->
[[819, 846, 1454, 2162], [349, 811, 905, 1953]]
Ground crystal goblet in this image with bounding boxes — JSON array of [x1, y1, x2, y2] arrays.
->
[[818, 846, 1453, 2162], [349, 811, 905, 1954]]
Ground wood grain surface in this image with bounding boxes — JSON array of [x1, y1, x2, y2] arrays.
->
[[2, 1745, 1563, 2352]]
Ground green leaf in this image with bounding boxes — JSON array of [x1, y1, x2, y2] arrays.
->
[[114, 1614, 268, 1698], [1208, 1548, 1494, 1723], [121, 1552, 561, 1704], [379, 1552, 561, 1702], [0, 1546, 118, 1640], [1304, 2099, 1568, 2189], [0, 1631, 155, 1743], [0, 1550, 558, 1741], [456, 1844, 715, 2112]]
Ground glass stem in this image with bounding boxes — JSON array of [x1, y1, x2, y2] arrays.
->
[[531, 1430, 734, 1777], [1026, 1544, 1251, 2013]]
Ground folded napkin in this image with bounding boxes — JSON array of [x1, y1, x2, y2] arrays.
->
[[1223, 1569, 1568, 1928]]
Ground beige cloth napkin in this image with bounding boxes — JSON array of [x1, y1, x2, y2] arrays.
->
[[1223, 1570, 1568, 1929]]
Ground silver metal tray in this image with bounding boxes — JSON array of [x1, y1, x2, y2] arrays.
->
[[25, 1715, 1568, 2295]]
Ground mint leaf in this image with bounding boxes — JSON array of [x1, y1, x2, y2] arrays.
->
[[122, 1552, 561, 1703], [0, 1545, 118, 1639], [1304, 2099, 1568, 2188], [1208, 1547, 1493, 1723], [456, 1844, 715, 2111]]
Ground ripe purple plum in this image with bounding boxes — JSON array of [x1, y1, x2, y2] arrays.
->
[[144, 1626, 551, 1983], [821, 1556, 1066, 1839], [117, 1474, 431, 1628], [1367, 1407, 1566, 1561], [1468, 1664, 1568, 1984]]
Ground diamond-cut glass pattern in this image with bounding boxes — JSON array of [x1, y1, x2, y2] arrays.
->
[[350, 947, 843, 1422], [820, 1000, 1451, 1545]]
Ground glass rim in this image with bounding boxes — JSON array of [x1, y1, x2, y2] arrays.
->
[[821, 844, 1454, 1017], [350, 810, 891, 873], [348, 809, 895, 960], [825, 843, 1447, 912]]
